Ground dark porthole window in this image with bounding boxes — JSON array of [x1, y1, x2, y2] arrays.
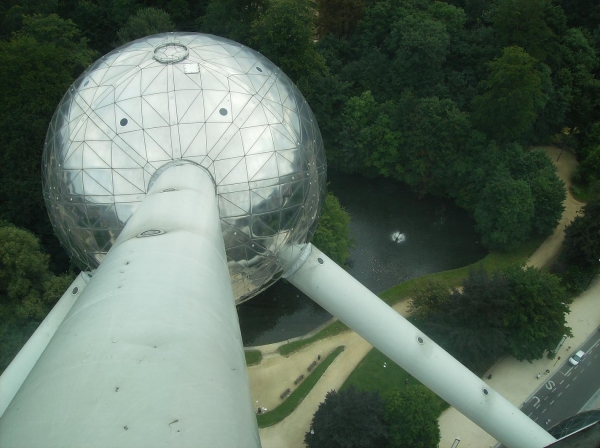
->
[[219, 108, 228, 116], [120, 118, 128, 126]]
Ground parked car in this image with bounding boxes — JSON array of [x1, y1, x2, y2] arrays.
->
[[568, 350, 585, 366]]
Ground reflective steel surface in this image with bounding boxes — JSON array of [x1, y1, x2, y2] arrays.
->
[[42, 33, 327, 302]]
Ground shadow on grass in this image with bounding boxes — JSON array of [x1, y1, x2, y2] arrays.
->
[[341, 348, 449, 413]]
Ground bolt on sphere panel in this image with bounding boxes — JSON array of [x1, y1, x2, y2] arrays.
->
[[42, 33, 327, 302]]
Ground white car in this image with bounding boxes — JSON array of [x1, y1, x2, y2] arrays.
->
[[568, 350, 585, 366]]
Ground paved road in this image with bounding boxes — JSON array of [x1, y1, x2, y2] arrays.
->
[[520, 330, 600, 430]]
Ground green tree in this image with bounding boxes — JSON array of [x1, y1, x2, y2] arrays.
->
[[0, 0, 58, 39], [303, 68, 351, 160], [200, 0, 267, 45], [384, 385, 440, 448], [0, 226, 52, 321], [530, 63, 572, 141], [386, 14, 450, 95], [451, 133, 506, 213], [0, 16, 95, 260], [474, 176, 534, 250], [334, 91, 401, 176], [576, 145, 600, 185], [409, 268, 510, 371], [501, 265, 571, 361], [0, 224, 74, 373], [447, 267, 511, 367], [407, 278, 451, 321], [312, 193, 352, 266], [508, 148, 566, 236], [428, 1, 467, 36], [315, 0, 365, 39], [0, 225, 73, 321], [562, 197, 600, 271], [305, 386, 387, 448], [63, 0, 121, 53], [115, 7, 175, 46], [528, 165, 566, 235], [250, 0, 326, 90], [394, 95, 472, 194], [492, 0, 555, 60], [555, 0, 600, 31], [472, 46, 546, 143], [411, 264, 571, 369], [558, 28, 600, 132]]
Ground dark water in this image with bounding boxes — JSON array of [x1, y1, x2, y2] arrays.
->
[[239, 171, 488, 346]]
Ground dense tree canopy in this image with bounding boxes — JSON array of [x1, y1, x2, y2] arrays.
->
[[200, 0, 267, 45], [0, 225, 72, 319], [0, 225, 74, 372], [115, 7, 175, 45], [315, 0, 365, 39], [474, 176, 535, 251], [305, 386, 387, 448], [250, 0, 327, 91], [312, 193, 353, 267], [492, 0, 555, 61], [502, 265, 571, 361], [384, 385, 441, 448], [555, 198, 600, 292], [507, 148, 566, 235], [471, 46, 546, 143], [0, 14, 95, 270], [410, 265, 571, 370], [335, 91, 401, 176]]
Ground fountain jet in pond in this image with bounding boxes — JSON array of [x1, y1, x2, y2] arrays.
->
[[0, 33, 556, 448]]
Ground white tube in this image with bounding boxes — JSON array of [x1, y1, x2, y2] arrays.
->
[[287, 245, 555, 448], [0, 164, 260, 448], [0, 273, 89, 418]]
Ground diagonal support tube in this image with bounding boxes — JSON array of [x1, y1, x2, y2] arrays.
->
[[286, 244, 556, 448]]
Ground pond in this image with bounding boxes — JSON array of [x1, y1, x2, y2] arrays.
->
[[238, 170, 488, 346]]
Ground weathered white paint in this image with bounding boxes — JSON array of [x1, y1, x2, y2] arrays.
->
[[0, 273, 89, 418], [0, 164, 260, 448]]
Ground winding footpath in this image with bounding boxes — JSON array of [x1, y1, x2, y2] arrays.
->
[[248, 146, 595, 448]]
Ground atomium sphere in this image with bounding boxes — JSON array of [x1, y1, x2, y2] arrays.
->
[[42, 32, 326, 302]]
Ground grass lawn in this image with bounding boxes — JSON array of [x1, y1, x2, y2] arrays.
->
[[257, 346, 345, 428], [341, 348, 449, 412], [379, 235, 546, 306], [245, 349, 263, 366]]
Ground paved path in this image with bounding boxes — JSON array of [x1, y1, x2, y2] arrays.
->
[[520, 332, 600, 428], [247, 146, 594, 448], [525, 146, 583, 269], [250, 301, 412, 448]]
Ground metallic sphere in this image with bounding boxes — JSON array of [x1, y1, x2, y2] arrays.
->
[[42, 33, 327, 302]]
